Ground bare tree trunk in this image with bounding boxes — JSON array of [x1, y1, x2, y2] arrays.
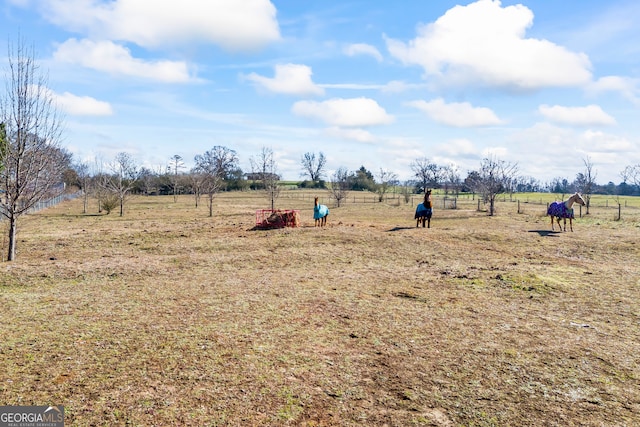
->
[[7, 215, 17, 261]]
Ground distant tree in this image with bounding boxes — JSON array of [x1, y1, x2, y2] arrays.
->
[[194, 146, 239, 217], [100, 152, 141, 216], [61, 164, 80, 190], [574, 157, 597, 214], [168, 154, 185, 202], [515, 176, 541, 193], [225, 167, 248, 191], [250, 147, 280, 210], [621, 164, 640, 187], [329, 167, 350, 207], [73, 161, 91, 213], [547, 177, 570, 195], [188, 168, 206, 208], [300, 152, 326, 183], [467, 155, 519, 216], [350, 166, 376, 191], [0, 39, 67, 261], [137, 166, 161, 196], [441, 164, 461, 195], [399, 180, 415, 203], [375, 168, 398, 202], [463, 171, 481, 196], [299, 179, 325, 189], [411, 157, 441, 192]]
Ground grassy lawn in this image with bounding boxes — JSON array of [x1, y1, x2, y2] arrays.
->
[[1, 191, 639, 426]]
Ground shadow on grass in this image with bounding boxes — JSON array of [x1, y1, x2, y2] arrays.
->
[[528, 230, 560, 237], [386, 226, 419, 232]]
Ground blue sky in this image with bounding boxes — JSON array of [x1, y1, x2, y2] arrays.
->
[[3, 0, 640, 184]]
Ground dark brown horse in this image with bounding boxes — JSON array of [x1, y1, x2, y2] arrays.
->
[[415, 190, 433, 228]]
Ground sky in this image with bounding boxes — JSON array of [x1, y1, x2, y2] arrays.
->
[[2, 0, 640, 185]]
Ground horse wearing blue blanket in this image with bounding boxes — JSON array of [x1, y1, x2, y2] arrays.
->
[[314, 196, 329, 227], [546, 192, 585, 232], [415, 189, 433, 228]]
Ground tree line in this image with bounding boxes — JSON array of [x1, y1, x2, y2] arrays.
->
[[2, 39, 640, 261]]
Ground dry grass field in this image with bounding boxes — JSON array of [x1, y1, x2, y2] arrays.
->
[[1, 190, 639, 426]]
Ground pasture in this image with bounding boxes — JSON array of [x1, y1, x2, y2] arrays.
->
[[0, 191, 639, 426]]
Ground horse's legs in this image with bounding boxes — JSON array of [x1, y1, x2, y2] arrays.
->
[[569, 218, 573, 232], [427, 216, 431, 228], [562, 217, 567, 232], [550, 215, 554, 231]]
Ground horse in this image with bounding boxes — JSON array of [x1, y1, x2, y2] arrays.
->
[[313, 196, 329, 227], [547, 192, 586, 232], [415, 190, 433, 228]]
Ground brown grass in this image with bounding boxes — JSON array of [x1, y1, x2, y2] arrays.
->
[[1, 191, 639, 426]]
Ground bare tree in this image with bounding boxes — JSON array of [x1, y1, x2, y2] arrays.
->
[[375, 168, 398, 202], [411, 157, 441, 192], [621, 164, 640, 187], [250, 146, 280, 210], [74, 161, 91, 213], [442, 164, 461, 196], [574, 157, 597, 215], [137, 166, 159, 196], [0, 39, 66, 261], [194, 146, 238, 217], [329, 167, 350, 207], [168, 154, 185, 202], [188, 168, 206, 208], [301, 151, 326, 182], [100, 152, 140, 216], [468, 155, 519, 216]]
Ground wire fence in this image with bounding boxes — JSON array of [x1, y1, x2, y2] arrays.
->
[[25, 191, 82, 215], [282, 190, 640, 222]]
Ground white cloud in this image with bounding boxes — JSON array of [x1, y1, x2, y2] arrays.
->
[[582, 130, 633, 152], [506, 123, 637, 182], [245, 64, 324, 96], [385, 0, 592, 90], [53, 91, 114, 116], [587, 76, 640, 105], [324, 127, 376, 143], [538, 104, 616, 126], [54, 38, 193, 83], [343, 43, 383, 62], [481, 147, 509, 159], [291, 97, 394, 127], [407, 98, 504, 127], [39, 0, 280, 51], [380, 80, 428, 93], [436, 138, 478, 158]]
